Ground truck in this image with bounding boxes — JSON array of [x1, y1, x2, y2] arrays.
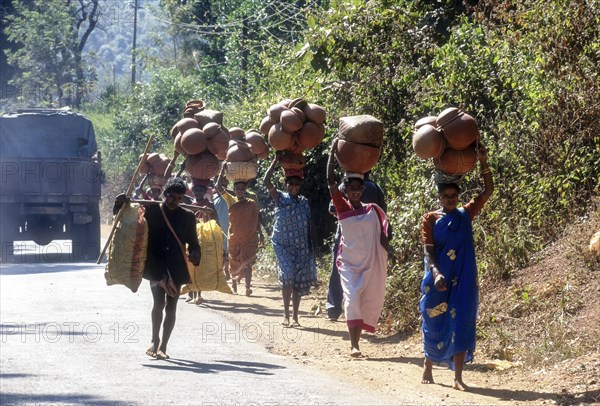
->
[[0, 108, 102, 262]]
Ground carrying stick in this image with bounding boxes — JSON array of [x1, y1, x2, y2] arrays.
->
[[96, 135, 154, 264]]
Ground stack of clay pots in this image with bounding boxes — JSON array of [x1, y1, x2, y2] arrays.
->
[[412, 107, 480, 176], [140, 152, 171, 177], [260, 98, 326, 176], [225, 128, 270, 182], [169, 102, 229, 182], [139, 152, 171, 188], [335, 115, 384, 174]]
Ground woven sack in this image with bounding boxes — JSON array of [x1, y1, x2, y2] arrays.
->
[[194, 109, 224, 128], [105, 204, 148, 293], [182, 220, 232, 295], [338, 115, 384, 148], [226, 160, 258, 182]]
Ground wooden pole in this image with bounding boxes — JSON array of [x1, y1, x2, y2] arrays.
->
[[96, 135, 154, 264]]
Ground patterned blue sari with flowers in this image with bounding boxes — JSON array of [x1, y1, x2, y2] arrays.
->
[[420, 207, 478, 369]]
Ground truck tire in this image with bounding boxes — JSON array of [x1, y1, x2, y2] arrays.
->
[[0, 204, 18, 262], [71, 205, 101, 262]]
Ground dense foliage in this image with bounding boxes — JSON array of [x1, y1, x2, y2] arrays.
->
[[3, 0, 100, 107], [3, 0, 598, 332]]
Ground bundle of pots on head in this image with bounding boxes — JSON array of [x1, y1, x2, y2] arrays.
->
[[170, 100, 271, 184], [139, 152, 171, 188], [260, 97, 326, 177], [412, 107, 481, 180], [334, 115, 384, 176]]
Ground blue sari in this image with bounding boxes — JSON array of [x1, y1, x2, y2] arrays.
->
[[420, 207, 478, 369], [272, 192, 317, 296]]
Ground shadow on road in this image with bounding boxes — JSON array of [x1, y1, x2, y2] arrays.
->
[[1, 392, 132, 406], [0, 262, 96, 275], [143, 358, 285, 376]]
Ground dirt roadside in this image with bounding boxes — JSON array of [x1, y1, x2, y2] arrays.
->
[[100, 222, 598, 405], [195, 277, 562, 406]]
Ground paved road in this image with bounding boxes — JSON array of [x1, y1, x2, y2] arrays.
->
[[0, 243, 400, 406]]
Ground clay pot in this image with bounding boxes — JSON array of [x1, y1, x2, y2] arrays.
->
[[280, 109, 304, 133], [245, 130, 268, 156], [202, 122, 222, 138], [279, 152, 306, 170], [151, 155, 170, 176], [437, 107, 480, 151], [259, 116, 274, 136], [183, 99, 205, 118], [169, 125, 179, 139], [226, 140, 255, 162], [302, 103, 326, 125], [228, 127, 246, 141], [174, 118, 198, 138], [257, 146, 270, 160], [139, 156, 152, 174], [412, 124, 446, 159], [287, 97, 307, 110], [335, 139, 381, 174], [414, 116, 437, 130], [207, 128, 230, 158], [338, 115, 384, 148], [291, 107, 306, 123], [285, 140, 306, 155], [268, 123, 294, 151], [185, 151, 219, 180], [181, 128, 207, 155], [434, 144, 478, 175], [298, 121, 325, 149], [146, 153, 160, 166], [268, 103, 287, 123], [174, 133, 185, 155]]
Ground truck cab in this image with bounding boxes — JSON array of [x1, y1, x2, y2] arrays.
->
[[0, 108, 102, 261]]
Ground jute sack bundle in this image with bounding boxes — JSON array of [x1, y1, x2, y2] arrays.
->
[[194, 109, 224, 128], [338, 115, 384, 148], [105, 203, 148, 293], [226, 160, 258, 182], [182, 220, 232, 294]]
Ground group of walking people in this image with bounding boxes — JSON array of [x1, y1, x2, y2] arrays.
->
[[115, 138, 494, 391]]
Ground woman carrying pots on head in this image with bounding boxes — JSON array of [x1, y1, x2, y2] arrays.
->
[[215, 166, 265, 296], [263, 153, 317, 327], [420, 144, 493, 391], [327, 138, 392, 357]]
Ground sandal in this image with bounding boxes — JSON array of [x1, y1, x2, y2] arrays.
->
[[245, 288, 253, 297]]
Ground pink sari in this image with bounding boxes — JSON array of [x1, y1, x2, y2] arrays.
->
[[336, 204, 388, 333]]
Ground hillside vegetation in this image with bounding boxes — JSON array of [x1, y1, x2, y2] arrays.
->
[[4, 0, 599, 378]]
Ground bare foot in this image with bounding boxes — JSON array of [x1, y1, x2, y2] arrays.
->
[[453, 379, 469, 391], [291, 319, 300, 328], [281, 317, 290, 327], [146, 344, 158, 358], [156, 349, 170, 360], [421, 359, 434, 384], [350, 347, 362, 358], [245, 288, 253, 296]]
